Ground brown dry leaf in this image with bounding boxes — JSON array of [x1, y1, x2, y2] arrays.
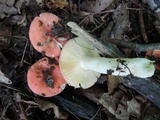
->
[[45, 0, 68, 9], [123, 48, 132, 57], [80, 0, 113, 23], [99, 93, 116, 115], [107, 75, 123, 93], [35, 98, 69, 119], [99, 91, 124, 115], [115, 97, 141, 120]]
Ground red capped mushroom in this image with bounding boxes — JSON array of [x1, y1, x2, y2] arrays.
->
[[29, 13, 69, 58], [27, 57, 67, 97], [146, 50, 160, 70]]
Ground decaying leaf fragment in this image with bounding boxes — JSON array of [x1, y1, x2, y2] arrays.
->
[[127, 98, 141, 118], [80, 0, 113, 23], [99, 91, 141, 120], [0, 0, 30, 19], [35, 99, 69, 119], [115, 97, 141, 120], [115, 96, 129, 120], [81, 0, 113, 13], [45, 0, 68, 9], [107, 75, 123, 93], [111, 3, 130, 40], [99, 91, 124, 115], [0, 70, 12, 84]]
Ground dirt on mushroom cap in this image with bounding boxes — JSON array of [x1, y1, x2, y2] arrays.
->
[[27, 57, 67, 97]]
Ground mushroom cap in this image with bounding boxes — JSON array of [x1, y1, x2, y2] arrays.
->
[[29, 13, 69, 58], [146, 50, 160, 70], [27, 57, 67, 97], [59, 37, 100, 89]]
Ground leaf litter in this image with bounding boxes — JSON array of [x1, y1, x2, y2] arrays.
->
[[0, 0, 160, 120]]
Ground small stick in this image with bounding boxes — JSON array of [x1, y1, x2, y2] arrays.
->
[[101, 37, 160, 52], [0, 102, 11, 119], [138, 10, 148, 42]]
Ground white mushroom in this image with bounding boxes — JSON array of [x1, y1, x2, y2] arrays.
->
[[59, 37, 155, 88]]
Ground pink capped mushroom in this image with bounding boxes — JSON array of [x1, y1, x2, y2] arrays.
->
[[29, 13, 69, 58], [27, 57, 67, 97]]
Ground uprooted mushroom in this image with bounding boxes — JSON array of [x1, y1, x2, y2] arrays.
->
[[59, 37, 155, 89]]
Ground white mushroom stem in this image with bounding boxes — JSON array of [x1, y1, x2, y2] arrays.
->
[[80, 56, 155, 78]]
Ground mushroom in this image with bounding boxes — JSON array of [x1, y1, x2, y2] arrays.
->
[[59, 37, 155, 88], [145, 50, 160, 70], [29, 13, 69, 58], [27, 57, 67, 97]]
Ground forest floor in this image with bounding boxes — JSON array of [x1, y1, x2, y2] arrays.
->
[[0, 0, 160, 120]]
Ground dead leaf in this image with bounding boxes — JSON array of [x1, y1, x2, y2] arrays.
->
[[45, 0, 68, 9], [115, 96, 129, 120], [0, 0, 29, 18], [107, 75, 123, 93], [111, 3, 130, 39], [99, 91, 124, 115], [35, 98, 69, 119], [81, 0, 113, 13], [0, 70, 12, 84], [80, 0, 113, 24], [99, 93, 116, 115], [115, 96, 140, 120], [127, 98, 141, 118], [73, 85, 105, 105]]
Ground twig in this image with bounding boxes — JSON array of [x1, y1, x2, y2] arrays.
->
[[101, 37, 160, 53], [79, 9, 115, 25], [11, 36, 28, 63], [138, 10, 148, 42], [78, 0, 80, 23], [18, 102, 29, 120], [90, 105, 102, 120], [0, 102, 11, 120], [129, 30, 153, 41], [69, 0, 74, 20]]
